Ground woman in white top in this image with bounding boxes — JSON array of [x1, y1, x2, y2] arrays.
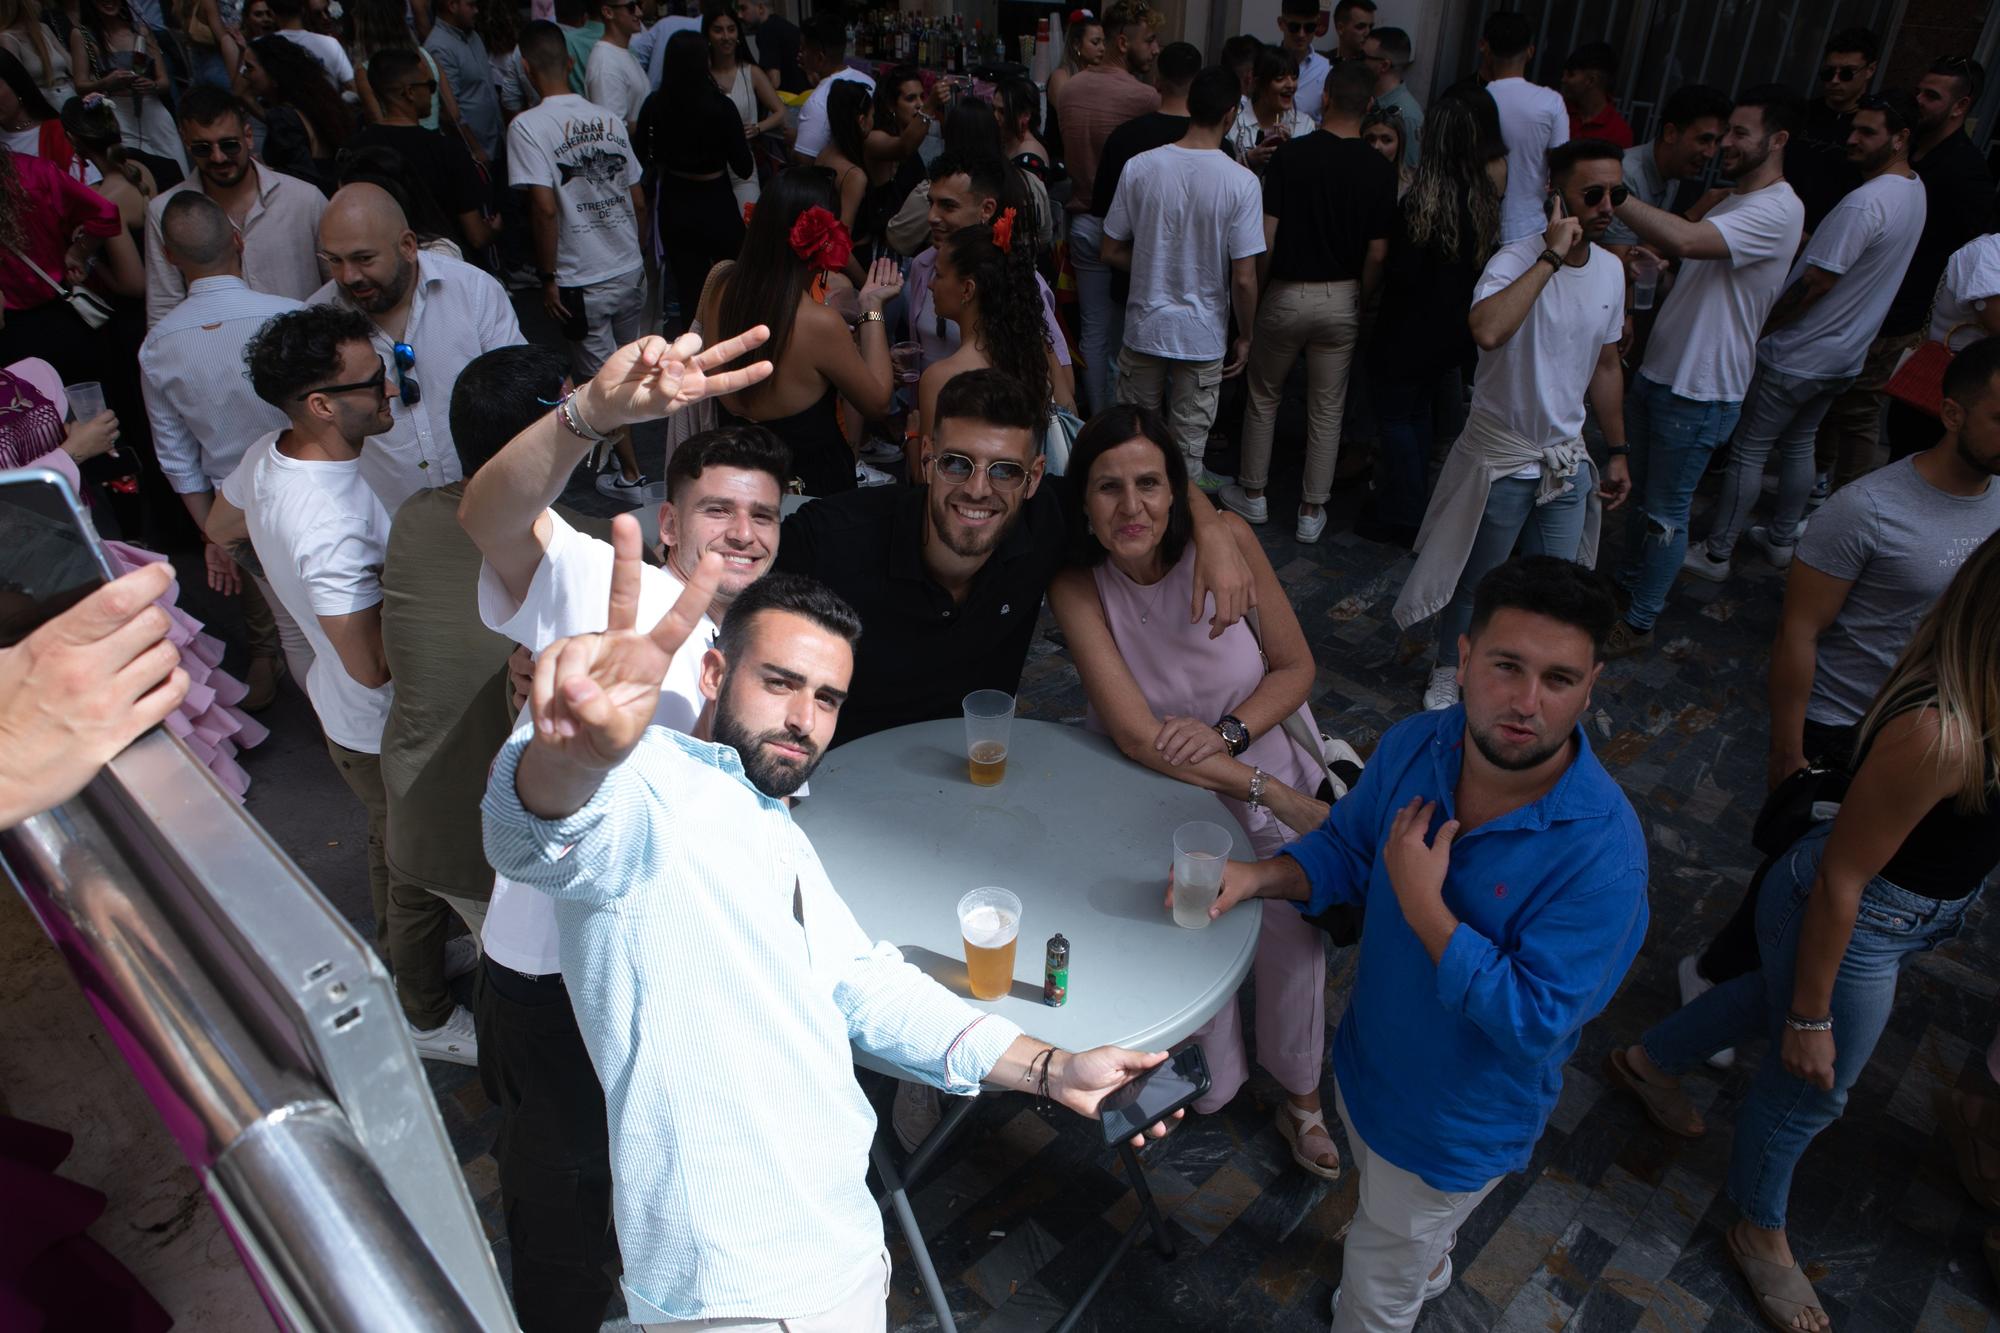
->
[[0, 0, 72, 107], [1886, 231, 2000, 459], [68, 0, 182, 166], [1226, 45, 1311, 175], [703, 0, 784, 210]]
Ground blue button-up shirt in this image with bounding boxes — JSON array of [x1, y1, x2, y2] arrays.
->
[[482, 725, 1023, 1324], [1284, 705, 1648, 1192]]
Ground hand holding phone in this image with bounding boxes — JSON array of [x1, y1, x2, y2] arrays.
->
[[1542, 191, 1582, 263], [1092, 1044, 1208, 1147]]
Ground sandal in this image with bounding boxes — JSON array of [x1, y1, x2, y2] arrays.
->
[[1605, 1047, 1706, 1138], [1726, 1221, 1830, 1333], [1276, 1101, 1342, 1181]]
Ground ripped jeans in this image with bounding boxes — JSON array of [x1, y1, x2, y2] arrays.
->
[[1614, 373, 1743, 633]]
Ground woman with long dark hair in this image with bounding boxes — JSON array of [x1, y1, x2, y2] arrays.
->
[[992, 75, 1050, 182], [698, 166, 901, 496], [67, 0, 177, 164], [816, 78, 871, 232], [700, 0, 783, 210], [640, 28, 751, 335], [241, 34, 348, 193], [0, 48, 81, 177], [914, 215, 1066, 453], [854, 62, 933, 251]]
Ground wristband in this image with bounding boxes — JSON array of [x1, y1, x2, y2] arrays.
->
[[1538, 248, 1563, 272], [1784, 1012, 1833, 1032], [1247, 767, 1268, 811], [536, 269, 557, 284], [1605, 444, 1630, 456], [555, 388, 612, 443]]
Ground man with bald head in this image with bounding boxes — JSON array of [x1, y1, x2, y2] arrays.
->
[[141, 190, 310, 709], [308, 183, 526, 514]]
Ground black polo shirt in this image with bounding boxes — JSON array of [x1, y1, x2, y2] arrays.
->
[[776, 483, 1067, 747], [1884, 130, 1995, 337]]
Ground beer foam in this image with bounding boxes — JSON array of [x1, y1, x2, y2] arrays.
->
[[961, 904, 1017, 947]]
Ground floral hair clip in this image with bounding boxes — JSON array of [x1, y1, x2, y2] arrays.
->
[[990, 206, 1017, 251], [1068, 8, 1094, 23], [788, 205, 852, 272], [81, 92, 110, 109]]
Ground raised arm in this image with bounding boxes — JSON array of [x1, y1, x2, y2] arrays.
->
[[1610, 193, 1733, 261], [1470, 201, 1580, 351]]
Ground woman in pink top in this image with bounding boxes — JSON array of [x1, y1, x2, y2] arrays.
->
[[1049, 403, 1345, 1180]]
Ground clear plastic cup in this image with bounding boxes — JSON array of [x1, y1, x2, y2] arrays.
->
[[957, 886, 1021, 1000], [891, 341, 924, 386], [1171, 820, 1234, 929], [962, 689, 1014, 786], [64, 381, 105, 424], [1630, 251, 1661, 311]]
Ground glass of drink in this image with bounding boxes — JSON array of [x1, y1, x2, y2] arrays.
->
[[64, 381, 105, 424], [1171, 821, 1234, 929], [962, 689, 1014, 786], [957, 886, 1021, 1000], [891, 341, 924, 386], [1630, 251, 1661, 311]]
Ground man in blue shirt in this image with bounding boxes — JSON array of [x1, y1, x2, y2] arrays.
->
[[1201, 555, 1649, 1333]]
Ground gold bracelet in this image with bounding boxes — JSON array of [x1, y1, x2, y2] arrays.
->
[[856, 310, 884, 326]]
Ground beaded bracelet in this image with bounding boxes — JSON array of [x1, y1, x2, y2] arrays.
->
[[555, 388, 612, 444], [1784, 1012, 1833, 1032]]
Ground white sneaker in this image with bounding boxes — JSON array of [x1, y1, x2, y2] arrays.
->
[[595, 470, 651, 498], [1422, 666, 1459, 711], [1295, 508, 1328, 544], [1677, 954, 1736, 1070], [1748, 524, 1796, 569], [409, 1004, 478, 1066], [891, 1078, 941, 1153], [860, 437, 903, 464], [1680, 544, 1732, 583], [855, 461, 898, 487], [443, 933, 481, 982], [1217, 483, 1267, 524]]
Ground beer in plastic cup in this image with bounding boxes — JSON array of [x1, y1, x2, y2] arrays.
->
[[1171, 821, 1234, 929], [962, 689, 1014, 786], [958, 886, 1021, 1000]]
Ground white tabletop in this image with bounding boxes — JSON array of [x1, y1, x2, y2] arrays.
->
[[793, 718, 1261, 1072]]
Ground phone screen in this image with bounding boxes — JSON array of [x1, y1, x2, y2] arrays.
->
[[0, 471, 111, 648], [1098, 1044, 1210, 1145]]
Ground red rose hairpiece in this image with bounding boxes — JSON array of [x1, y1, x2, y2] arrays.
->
[[1068, 8, 1094, 24], [788, 206, 853, 272], [991, 206, 1017, 251]]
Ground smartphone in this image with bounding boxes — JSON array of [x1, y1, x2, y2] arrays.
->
[[0, 468, 117, 648], [1097, 1044, 1210, 1146], [557, 286, 589, 342]]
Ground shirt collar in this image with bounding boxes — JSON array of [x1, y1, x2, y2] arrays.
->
[[185, 274, 250, 297], [1426, 704, 1624, 830], [654, 725, 790, 812]]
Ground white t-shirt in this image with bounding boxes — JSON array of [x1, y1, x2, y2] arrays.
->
[[1103, 144, 1265, 362], [1932, 233, 2000, 352], [585, 39, 650, 128], [1758, 172, 1927, 380], [226, 430, 394, 752], [794, 67, 873, 161], [1470, 237, 1624, 449], [507, 93, 645, 287], [276, 29, 354, 86], [475, 510, 716, 976], [1488, 76, 1569, 244], [1640, 180, 1804, 402]]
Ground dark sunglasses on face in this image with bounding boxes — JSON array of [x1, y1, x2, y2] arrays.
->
[[392, 342, 422, 407], [1579, 183, 1630, 208], [297, 366, 388, 402], [401, 79, 439, 94], [932, 452, 1028, 490], [1283, 20, 1313, 34], [1819, 64, 1863, 82], [188, 138, 244, 159]]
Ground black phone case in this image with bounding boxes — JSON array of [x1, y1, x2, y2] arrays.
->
[[1099, 1045, 1211, 1146], [558, 286, 589, 342]]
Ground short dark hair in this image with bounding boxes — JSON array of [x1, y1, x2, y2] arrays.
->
[[1562, 41, 1616, 86], [1279, 0, 1316, 17], [176, 84, 245, 128], [1158, 40, 1203, 87], [1856, 88, 1920, 138], [1547, 137, 1624, 183], [368, 45, 425, 91], [519, 20, 567, 76], [1659, 82, 1732, 132], [713, 572, 862, 662], [800, 12, 847, 53], [1929, 55, 1985, 106], [1326, 58, 1375, 116], [1221, 34, 1262, 71], [161, 191, 235, 266], [926, 148, 1005, 202], [664, 424, 792, 501], [1187, 65, 1240, 128], [448, 345, 567, 479], [1944, 335, 2000, 409], [1369, 26, 1411, 64], [1332, 0, 1375, 19], [266, 0, 303, 18], [1469, 555, 1619, 660], [1824, 26, 1880, 64], [933, 368, 1041, 441], [244, 305, 379, 409], [1064, 403, 1192, 571], [1251, 44, 1298, 91], [1734, 82, 1803, 140], [1482, 11, 1534, 60]]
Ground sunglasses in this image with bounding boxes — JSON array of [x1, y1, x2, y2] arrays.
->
[[400, 78, 439, 94], [932, 452, 1029, 490], [1282, 20, 1313, 34], [1578, 183, 1631, 208], [1819, 64, 1864, 82], [392, 342, 422, 407], [187, 137, 244, 159], [297, 365, 388, 402]]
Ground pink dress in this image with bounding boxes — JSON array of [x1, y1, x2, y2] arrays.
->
[[1084, 544, 1328, 1110]]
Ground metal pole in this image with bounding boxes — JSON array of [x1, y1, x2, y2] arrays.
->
[[1690, 3, 1727, 87], [1801, 0, 1839, 98], [1649, 0, 1691, 143], [1726, 0, 1767, 100], [1618, 0, 1658, 126]]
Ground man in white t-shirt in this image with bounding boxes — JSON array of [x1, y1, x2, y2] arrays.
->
[[1694, 90, 1928, 579], [209, 305, 478, 1066], [1103, 66, 1265, 490], [1393, 140, 1632, 710], [1479, 11, 1569, 244], [1602, 87, 1806, 655], [456, 328, 780, 1332], [510, 21, 653, 498], [269, 0, 355, 91], [792, 12, 872, 163], [584, 0, 649, 134]]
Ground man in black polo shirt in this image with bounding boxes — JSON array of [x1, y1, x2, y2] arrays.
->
[[1789, 26, 1875, 234], [776, 368, 1253, 747]]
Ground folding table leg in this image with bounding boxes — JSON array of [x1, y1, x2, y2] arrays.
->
[[1049, 1141, 1179, 1333], [872, 1135, 958, 1333], [1120, 1139, 1177, 1260]]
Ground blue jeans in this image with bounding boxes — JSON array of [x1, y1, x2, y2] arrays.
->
[[1641, 825, 1975, 1228], [1067, 212, 1124, 416], [1703, 364, 1853, 558], [1616, 375, 1742, 631], [1436, 470, 1591, 667]]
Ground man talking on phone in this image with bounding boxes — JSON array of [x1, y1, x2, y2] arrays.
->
[[481, 535, 1179, 1332]]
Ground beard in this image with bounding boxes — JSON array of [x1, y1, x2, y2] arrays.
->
[[350, 257, 415, 314], [1721, 139, 1768, 179], [928, 489, 1020, 560], [1467, 718, 1572, 773], [1957, 435, 2000, 477], [713, 700, 823, 798]]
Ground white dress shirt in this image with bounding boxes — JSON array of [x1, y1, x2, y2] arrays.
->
[[138, 275, 301, 494], [144, 160, 328, 328], [308, 250, 526, 515]]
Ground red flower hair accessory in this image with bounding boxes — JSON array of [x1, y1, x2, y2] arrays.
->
[[788, 206, 852, 272], [1068, 8, 1094, 24], [991, 206, 1017, 251], [742, 201, 755, 226]]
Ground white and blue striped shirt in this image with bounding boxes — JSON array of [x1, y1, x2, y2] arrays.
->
[[482, 725, 1023, 1324]]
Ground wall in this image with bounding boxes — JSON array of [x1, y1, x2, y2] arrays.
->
[[1216, 0, 1461, 101]]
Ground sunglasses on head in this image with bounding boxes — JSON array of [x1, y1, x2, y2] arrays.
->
[[297, 365, 388, 402], [187, 137, 244, 158], [932, 452, 1028, 490], [392, 342, 422, 408], [1578, 183, 1630, 208], [1819, 63, 1864, 82]]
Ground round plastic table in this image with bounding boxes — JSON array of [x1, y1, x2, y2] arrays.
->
[[793, 717, 1262, 1071]]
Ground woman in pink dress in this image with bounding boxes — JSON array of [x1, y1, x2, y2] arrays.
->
[[1049, 403, 1347, 1180]]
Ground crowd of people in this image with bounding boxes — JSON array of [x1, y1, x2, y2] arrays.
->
[[0, 0, 1997, 1329]]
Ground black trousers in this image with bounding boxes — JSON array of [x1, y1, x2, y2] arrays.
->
[[1696, 718, 1860, 985], [474, 958, 619, 1333]]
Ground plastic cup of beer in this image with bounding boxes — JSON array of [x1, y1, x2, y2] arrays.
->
[[64, 381, 105, 423], [958, 886, 1021, 1000], [962, 689, 1014, 786], [1171, 821, 1234, 929], [891, 341, 924, 385]]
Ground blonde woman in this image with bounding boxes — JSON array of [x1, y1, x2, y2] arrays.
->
[[1042, 7, 1102, 164], [0, 0, 71, 105]]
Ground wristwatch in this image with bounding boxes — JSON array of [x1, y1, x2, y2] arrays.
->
[[1538, 248, 1564, 273], [1215, 714, 1249, 757]]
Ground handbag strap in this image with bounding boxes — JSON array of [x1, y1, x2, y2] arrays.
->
[[3, 240, 71, 299], [1243, 606, 1331, 766]]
